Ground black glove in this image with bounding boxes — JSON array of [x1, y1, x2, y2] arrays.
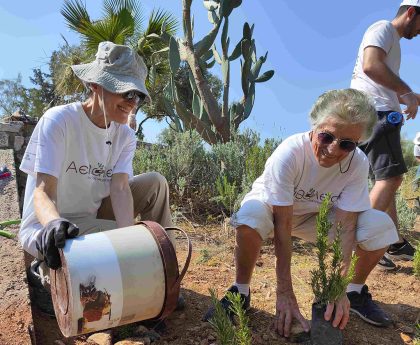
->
[[36, 218, 79, 270]]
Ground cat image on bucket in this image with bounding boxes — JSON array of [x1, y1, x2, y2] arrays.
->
[[77, 275, 112, 333]]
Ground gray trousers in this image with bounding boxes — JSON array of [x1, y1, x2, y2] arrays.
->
[[67, 172, 173, 235]]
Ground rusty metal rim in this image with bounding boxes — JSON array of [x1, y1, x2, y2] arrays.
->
[[51, 249, 73, 338], [140, 221, 179, 319]]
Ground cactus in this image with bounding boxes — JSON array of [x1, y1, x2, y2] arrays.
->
[[157, 0, 274, 144]]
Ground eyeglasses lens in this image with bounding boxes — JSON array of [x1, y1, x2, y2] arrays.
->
[[317, 132, 356, 152], [339, 140, 357, 152], [122, 91, 147, 106], [318, 132, 334, 144]]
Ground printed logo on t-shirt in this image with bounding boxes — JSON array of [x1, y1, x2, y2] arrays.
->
[[294, 187, 340, 204], [65, 161, 112, 182]]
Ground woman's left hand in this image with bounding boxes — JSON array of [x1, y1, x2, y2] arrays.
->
[[324, 294, 350, 330]]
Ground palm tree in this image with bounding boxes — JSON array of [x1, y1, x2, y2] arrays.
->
[[56, 0, 178, 129]]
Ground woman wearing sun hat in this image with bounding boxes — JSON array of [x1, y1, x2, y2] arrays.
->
[[19, 41, 173, 271]]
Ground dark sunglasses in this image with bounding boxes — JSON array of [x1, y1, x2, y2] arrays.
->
[[121, 91, 146, 105], [317, 132, 358, 152]]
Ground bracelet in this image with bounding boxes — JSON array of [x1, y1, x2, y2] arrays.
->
[[400, 91, 414, 97]]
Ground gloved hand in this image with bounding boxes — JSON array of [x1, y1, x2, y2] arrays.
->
[[36, 218, 79, 270]]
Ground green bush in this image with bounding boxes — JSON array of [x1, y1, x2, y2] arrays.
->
[[212, 175, 239, 214], [133, 128, 280, 219], [414, 244, 420, 279], [133, 129, 218, 218], [396, 192, 417, 234], [401, 138, 417, 169]]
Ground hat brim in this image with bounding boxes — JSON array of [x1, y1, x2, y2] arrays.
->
[[71, 62, 151, 103]]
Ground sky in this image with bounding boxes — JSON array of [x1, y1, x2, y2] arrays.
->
[[0, 0, 419, 143]]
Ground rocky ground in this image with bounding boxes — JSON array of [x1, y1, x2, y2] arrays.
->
[[0, 146, 419, 345], [1, 219, 419, 345]]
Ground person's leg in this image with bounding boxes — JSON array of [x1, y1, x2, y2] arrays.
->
[[97, 172, 172, 227], [361, 112, 410, 267], [204, 199, 273, 321], [369, 175, 403, 241], [346, 208, 398, 326], [353, 208, 398, 282], [97, 172, 175, 246], [235, 225, 263, 284]]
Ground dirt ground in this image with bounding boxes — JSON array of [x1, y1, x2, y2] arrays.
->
[[1, 218, 419, 345]]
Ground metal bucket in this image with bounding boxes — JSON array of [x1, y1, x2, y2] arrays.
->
[[50, 221, 191, 337]]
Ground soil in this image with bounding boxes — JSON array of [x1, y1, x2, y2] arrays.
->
[[0, 147, 419, 344], [0, 219, 419, 345]]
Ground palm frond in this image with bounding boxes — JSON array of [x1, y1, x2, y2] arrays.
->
[[81, 16, 133, 53], [145, 8, 178, 36], [61, 0, 91, 33], [103, 0, 145, 32]]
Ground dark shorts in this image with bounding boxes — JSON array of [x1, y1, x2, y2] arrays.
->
[[358, 111, 407, 181]]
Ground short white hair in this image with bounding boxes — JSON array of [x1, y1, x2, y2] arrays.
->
[[309, 89, 377, 141]]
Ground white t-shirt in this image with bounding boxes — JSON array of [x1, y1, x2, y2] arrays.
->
[[19, 102, 137, 257], [351, 20, 401, 112], [242, 132, 371, 215]]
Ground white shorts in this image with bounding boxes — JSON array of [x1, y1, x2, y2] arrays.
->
[[231, 199, 398, 251]]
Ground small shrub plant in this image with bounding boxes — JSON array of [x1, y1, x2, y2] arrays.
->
[[208, 289, 252, 345], [310, 195, 358, 306]]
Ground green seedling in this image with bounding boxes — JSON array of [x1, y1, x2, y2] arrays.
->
[[0, 219, 21, 239]]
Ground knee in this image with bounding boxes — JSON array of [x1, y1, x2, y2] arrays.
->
[[357, 209, 398, 250], [387, 175, 404, 188], [236, 225, 263, 243], [139, 172, 169, 190]]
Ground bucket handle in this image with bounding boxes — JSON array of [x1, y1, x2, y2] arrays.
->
[[165, 226, 192, 288]]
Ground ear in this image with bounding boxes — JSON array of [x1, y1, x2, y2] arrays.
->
[[89, 83, 100, 92], [407, 6, 417, 19]]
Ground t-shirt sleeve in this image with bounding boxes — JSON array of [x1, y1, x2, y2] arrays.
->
[[336, 156, 370, 212], [363, 22, 393, 54], [112, 130, 136, 178], [20, 116, 65, 178], [262, 143, 297, 206]]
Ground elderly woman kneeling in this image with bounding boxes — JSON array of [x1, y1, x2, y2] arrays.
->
[[204, 89, 397, 335]]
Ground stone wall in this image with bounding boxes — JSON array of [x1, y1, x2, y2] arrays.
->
[[0, 121, 36, 213]]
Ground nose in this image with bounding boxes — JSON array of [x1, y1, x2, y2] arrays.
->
[[326, 140, 341, 154]]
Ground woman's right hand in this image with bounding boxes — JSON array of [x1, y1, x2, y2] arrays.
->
[[274, 290, 310, 338], [35, 218, 79, 270]]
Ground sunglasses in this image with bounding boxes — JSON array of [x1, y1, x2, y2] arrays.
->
[[121, 91, 146, 105], [317, 132, 358, 152]]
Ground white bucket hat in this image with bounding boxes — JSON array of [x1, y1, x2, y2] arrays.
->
[[400, 0, 420, 6], [414, 132, 420, 145], [71, 41, 151, 102]]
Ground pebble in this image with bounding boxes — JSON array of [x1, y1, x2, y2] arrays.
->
[[87, 331, 112, 345], [400, 333, 412, 343], [114, 338, 149, 345]]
